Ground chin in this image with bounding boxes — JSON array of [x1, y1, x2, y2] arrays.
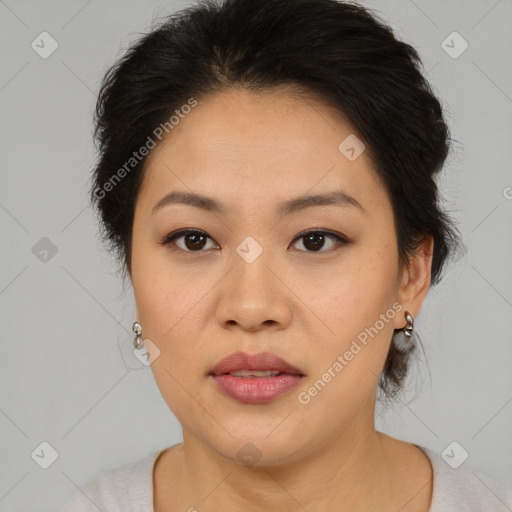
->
[[197, 422, 312, 468]]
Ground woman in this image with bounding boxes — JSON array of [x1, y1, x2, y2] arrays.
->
[[63, 0, 512, 510]]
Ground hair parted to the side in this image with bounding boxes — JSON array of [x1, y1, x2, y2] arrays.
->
[[90, 0, 462, 400]]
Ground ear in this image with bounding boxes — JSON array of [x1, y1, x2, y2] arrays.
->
[[393, 234, 434, 330]]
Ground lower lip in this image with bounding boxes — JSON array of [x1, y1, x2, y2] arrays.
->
[[211, 374, 303, 404]]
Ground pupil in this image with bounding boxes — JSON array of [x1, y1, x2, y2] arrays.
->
[[304, 233, 324, 251], [186, 233, 206, 250]]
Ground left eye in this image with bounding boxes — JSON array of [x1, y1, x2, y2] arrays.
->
[[160, 229, 348, 253], [291, 230, 348, 253], [161, 229, 218, 252]]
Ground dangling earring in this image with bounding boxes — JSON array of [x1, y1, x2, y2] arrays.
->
[[403, 311, 414, 338], [393, 310, 414, 352], [132, 321, 144, 349]]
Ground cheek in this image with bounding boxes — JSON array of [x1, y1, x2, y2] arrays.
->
[[131, 243, 213, 393], [318, 241, 398, 328], [131, 239, 200, 336], [305, 243, 399, 385], [296, 290, 397, 430], [131, 252, 169, 334]]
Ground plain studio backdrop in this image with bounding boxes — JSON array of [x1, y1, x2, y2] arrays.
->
[[0, 1, 511, 510]]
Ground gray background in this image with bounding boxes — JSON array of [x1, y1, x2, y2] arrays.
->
[[0, 0, 511, 510]]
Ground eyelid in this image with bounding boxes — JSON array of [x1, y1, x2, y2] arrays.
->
[[159, 228, 218, 254], [159, 228, 349, 253], [290, 229, 349, 253], [292, 228, 348, 244]]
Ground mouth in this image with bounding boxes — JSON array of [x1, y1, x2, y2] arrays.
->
[[225, 369, 286, 378], [209, 351, 306, 404]]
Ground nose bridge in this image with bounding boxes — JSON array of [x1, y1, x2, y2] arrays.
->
[[231, 235, 276, 302], [216, 236, 292, 330]]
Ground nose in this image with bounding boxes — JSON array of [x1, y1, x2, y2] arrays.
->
[[215, 248, 293, 332]]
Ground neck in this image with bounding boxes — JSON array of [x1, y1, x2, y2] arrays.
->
[[167, 409, 401, 511]]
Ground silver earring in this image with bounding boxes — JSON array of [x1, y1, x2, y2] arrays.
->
[[132, 321, 144, 350], [393, 311, 414, 352], [403, 311, 414, 337]]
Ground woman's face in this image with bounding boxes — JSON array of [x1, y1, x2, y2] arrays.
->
[[131, 88, 421, 465]]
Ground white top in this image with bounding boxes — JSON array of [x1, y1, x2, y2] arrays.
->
[[62, 445, 512, 511]]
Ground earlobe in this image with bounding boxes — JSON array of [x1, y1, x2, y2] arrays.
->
[[394, 235, 434, 329]]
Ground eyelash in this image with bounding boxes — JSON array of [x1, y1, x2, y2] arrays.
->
[[159, 228, 349, 255]]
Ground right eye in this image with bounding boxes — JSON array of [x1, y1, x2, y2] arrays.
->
[[159, 229, 219, 253]]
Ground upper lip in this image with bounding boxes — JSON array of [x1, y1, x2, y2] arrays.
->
[[209, 351, 305, 376]]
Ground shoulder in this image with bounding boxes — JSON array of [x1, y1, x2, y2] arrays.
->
[[417, 445, 512, 512], [61, 450, 162, 511]]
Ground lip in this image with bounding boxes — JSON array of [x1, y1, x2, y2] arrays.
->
[[210, 351, 305, 376], [209, 351, 305, 404]]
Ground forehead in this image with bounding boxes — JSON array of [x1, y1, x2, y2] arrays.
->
[[139, 88, 385, 212]]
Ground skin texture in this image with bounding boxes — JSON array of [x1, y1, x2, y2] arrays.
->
[[130, 87, 435, 511]]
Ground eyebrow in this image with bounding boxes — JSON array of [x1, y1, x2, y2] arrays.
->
[[151, 189, 365, 216]]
